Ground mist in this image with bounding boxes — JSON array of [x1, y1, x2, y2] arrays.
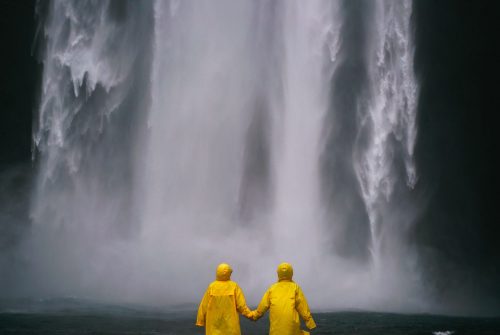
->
[[0, 0, 498, 317]]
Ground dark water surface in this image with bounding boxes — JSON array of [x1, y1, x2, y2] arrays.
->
[[0, 299, 499, 335]]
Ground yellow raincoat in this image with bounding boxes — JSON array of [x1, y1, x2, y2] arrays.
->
[[196, 263, 253, 335], [253, 263, 316, 335]]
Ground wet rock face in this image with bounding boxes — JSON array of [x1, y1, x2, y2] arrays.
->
[[411, 0, 500, 310], [0, 0, 37, 168]]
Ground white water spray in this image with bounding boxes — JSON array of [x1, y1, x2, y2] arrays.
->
[[25, 0, 422, 310], [269, 0, 340, 276], [355, 0, 418, 280]]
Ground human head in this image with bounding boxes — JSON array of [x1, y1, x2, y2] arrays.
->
[[216, 263, 233, 281], [277, 262, 293, 281]]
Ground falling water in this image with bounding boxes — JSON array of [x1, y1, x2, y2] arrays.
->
[[29, 0, 154, 298], [269, 0, 340, 275], [354, 0, 418, 275], [24, 0, 421, 310]]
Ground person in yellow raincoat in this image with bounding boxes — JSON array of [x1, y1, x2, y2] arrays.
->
[[196, 263, 253, 335], [252, 262, 316, 335]]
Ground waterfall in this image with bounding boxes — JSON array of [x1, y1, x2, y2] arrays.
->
[[354, 0, 418, 275], [30, 0, 154, 297], [26, 0, 422, 310], [138, 1, 268, 300]]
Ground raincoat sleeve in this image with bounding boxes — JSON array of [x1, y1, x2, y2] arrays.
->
[[253, 288, 271, 320], [196, 286, 210, 326], [235, 284, 253, 319], [296, 286, 316, 329]]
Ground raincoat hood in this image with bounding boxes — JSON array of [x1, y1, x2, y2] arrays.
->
[[277, 262, 293, 281], [216, 263, 233, 281]]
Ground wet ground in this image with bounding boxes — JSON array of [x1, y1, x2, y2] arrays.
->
[[0, 299, 499, 335]]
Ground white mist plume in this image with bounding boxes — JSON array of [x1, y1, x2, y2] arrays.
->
[[15, 0, 424, 312]]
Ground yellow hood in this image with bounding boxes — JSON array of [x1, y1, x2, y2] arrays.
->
[[216, 263, 233, 281], [277, 262, 293, 281]]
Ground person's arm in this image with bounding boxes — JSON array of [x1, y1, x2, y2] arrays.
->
[[235, 284, 253, 319], [196, 286, 210, 326], [253, 288, 271, 320], [296, 286, 316, 330]]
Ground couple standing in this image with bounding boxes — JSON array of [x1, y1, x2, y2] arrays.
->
[[196, 262, 316, 335]]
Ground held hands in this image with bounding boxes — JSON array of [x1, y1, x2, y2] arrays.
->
[[246, 310, 260, 321]]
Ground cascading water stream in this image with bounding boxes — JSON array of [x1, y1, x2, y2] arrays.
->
[[270, 1, 340, 271], [29, 0, 154, 297], [355, 0, 418, 275], [25, 0, 422, 310], [136, 1, 269, 298]]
